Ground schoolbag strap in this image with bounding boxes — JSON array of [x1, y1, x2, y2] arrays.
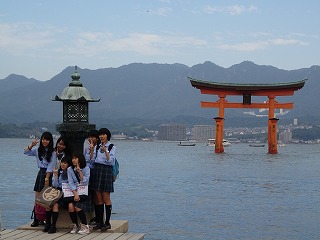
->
[[73, 168, 81, 183], [108, 144, 114, 152]]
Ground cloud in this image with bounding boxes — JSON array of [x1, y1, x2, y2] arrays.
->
[[148, 7, 172, 16], [0, 21, 308, 61], [203, 4, 257, 15], [0, 20, 206, 59], [270, 38, 307, 46], [64, 32, 207, 57], [0, 22, 55, 54], [216, 38, 307, 51]]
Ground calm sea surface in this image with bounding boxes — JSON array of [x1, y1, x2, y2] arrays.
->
[[0, 138, 320, 239]]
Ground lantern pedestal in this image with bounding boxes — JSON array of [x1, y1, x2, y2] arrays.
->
[[56, 123, 96, 153]]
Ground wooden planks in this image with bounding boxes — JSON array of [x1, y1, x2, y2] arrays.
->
[[17, 220, 129, 233], [0, 229, 145, 240]]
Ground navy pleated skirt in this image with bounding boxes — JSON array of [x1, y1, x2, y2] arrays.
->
[[34, 168, 51, 192], [91, 163, 114, 192]]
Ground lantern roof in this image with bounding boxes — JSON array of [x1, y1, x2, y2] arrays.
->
[[52, 66, 100, 102]]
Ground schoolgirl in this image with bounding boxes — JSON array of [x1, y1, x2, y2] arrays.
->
[[47, 156, 72, 234], [55, 136, 72, 169], [24, 131, 56, 227], [84, 129, 100, 225], [64, 152, 90, 235], [91, 128, 116, 231], [40, 136, 73, 232], [84, 130, 99, 170]]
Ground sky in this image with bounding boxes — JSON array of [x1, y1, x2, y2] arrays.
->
[[1, 0, 319, 81]]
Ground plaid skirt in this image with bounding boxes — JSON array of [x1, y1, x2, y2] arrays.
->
[[34, 168, 52, 192], [91, 163, 114, 192], [64, 195, 88, 210]]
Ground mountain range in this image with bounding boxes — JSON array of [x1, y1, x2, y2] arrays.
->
[[1, 61, 319, 127]]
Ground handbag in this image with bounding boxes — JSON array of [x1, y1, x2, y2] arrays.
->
[[30, 204, 46, 221], [35, 186, 63, 210], [62, 182, 88, 197]]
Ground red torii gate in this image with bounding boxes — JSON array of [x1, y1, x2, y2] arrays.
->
[[189, 77, 306, 154]]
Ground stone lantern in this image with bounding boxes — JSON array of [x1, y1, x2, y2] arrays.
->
[[52, 66, 100, 153]]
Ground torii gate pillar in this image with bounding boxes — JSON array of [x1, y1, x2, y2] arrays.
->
[[268, 118, 279, 154], [214, 117, 224, 153]]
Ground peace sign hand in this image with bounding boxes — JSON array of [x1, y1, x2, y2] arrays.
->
[[31, 138, 39, 147]]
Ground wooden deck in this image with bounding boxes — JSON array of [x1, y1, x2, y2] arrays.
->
[[17, 220, 129, 233], [1, 220, 145, 240], [0, 229, 145, 240]]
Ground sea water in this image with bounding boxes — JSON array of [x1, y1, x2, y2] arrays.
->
[[0, 138, 320, 239]]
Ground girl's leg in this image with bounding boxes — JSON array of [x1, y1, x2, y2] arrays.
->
[[76, 207, 90, 235], [68, 203, 78, 225], [48, 203, 59, 233], [31, 191, 41, 227], [102, 192, 112, 229], [68, 203, 79, 234], [93, 191, 105, 230], [43, 210, 52, 232], [102, 192, 111, 205], [92, 192, 99, 224], [75, 207, 87, 225]]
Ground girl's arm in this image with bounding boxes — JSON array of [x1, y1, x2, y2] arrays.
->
[[52, 169, 59, 188], [108, 145, 116, 165], [67, 167, 78, 191], [46, 153, 57, 173], [81, 167, 90, 185], [67, 167, 80, 201], [24, 139, 39, 154], [44, 171, 51, 187]]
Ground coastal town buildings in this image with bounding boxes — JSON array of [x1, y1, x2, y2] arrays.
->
[[192, 125, 215, 142], [158, 124, 186, 141]]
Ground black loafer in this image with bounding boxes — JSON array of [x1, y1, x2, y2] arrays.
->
[[31, 220, 39, 227], [48, 226, 57, 234], [43, 224, 51, 232], [92, 223, 101, 230], [100, 223, 111, 232], [39, 221, 46, 225]]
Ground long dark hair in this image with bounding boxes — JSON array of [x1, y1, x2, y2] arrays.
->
[[55, 136, 72, 159], [38, 131, 54, 162], [72, 152, 86, 169]]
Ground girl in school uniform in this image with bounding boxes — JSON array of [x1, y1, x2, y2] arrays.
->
[[42, 136, 73, 232], [64, 152, 90, 235], [55, 136, 72, 169], [24, 131, 56, 227], [91, 128, 116, 231], [48, 156, 72, 234], [84, 130, 99, 171], [84, 129, 100, 225]]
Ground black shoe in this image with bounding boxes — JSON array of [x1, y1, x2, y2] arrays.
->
[[92, 223, 101, 230], [48, 226, 57, 234], [89, 218, 97, 227], [39, 220, 46, 226], [31, 220, 39, 227], [43, 224, 51, 232], [89, 217, 96, 224], [100, 223, 111, 232]]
